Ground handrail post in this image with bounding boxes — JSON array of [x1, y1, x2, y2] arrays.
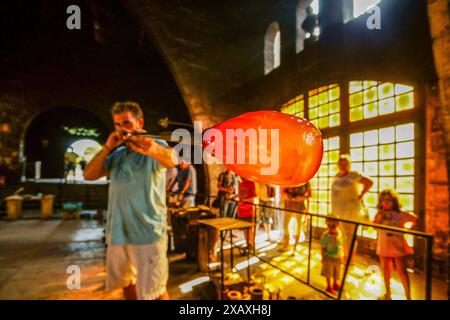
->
[[307, 214, 313, 284], [337, 223, 358, 300], [425, 235, 433, 300]]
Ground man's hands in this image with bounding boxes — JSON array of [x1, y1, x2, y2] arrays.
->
[[127, 135, 156, 157], [104, 131, 126, 152]]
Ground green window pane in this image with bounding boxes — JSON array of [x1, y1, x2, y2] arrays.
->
[[319, 103, 329, 117], [379, 127, 395, 144], [329, 150, 340, 163], [364, 146, 378, 161], [350, 92, 363, 107], [329, 100, 340, 113], [379, 161, 395, 176], [379, 98, 395, 115], [311, 119, 319, 128], [319, 91, 329, 105], [350, 133, 363, 148], [319, 178, 328, 190], [322, 139, 329, 151], [322, 152, 329, 164], [379, 144, 395, 160], [364, 161, 378, 177], [364, 102, 378, 118], [396, 123, 415, 141], [350, 148, 363, 161], [396, 159, 414, 176], [318, 117, 329, 129], [329, 165, 338, 176], [364, 130, 378, 146], [329, 86, 340, 101], [396, 141, 414, 158], [399, 194, 414, 211], [350, 106, 363, 122], [319, 164, 328, 177], [364, 87, 378, 103], [395, 92, 414, 111], [380, 177, 395, 190], [364, 193, 378, 208], [396, 177, 414, 193], [309, 95, 318, 108], [309, 107, 318, 119], [378, 82, 394, 99], [364, 81, 378, 89], [329, 113, 340, 127]]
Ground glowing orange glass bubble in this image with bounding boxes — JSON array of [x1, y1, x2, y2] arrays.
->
[[202, 111, 323, 187]]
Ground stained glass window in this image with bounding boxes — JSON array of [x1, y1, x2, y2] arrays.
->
[[350, 123, 416, 239], [281, 94, 304, 118], [308, 84, 340, 129], [349, 81, 414, 122]]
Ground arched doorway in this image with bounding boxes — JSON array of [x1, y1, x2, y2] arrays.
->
[[24, 107, 109, 179]]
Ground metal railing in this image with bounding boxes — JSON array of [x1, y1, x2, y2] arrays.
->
[[202, 194, 434, 300]]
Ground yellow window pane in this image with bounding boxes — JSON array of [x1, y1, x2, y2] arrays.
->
[[379, 144, 395, 160], [309, 178, 318, 189], [309, 95, 318, 108], [322, 152, 329, 164], [329, 137, 340, 150], [363, 227, 378, 239], [349, 81, 363, 93], [364, 146, 378, 161], [318, 203, 328, 215], [379, 177, 395, 190], [379, 127, 395, 144], [364, 81, 377, 89], [399, 194, 414, 211], [350, 133, 363, 148], [329, 113, 340, 127], [318, 217, 327, 228], [329, 86, 340, 101], [395, 84, 413, 95], [396, 141, 414, 158], [396, 123, 415, 141], [352, 162, 363, 173], [350, 106, 363, 122], [319, 92, 329, 105], [318, 117, 329, 129], [364, 193, 378, 208], [318, 190, 328, 202], [309, 107, 318, 119], [395, 92, 414, 111], [379, 98, 395, 115], [311, 119, 319, 128], [329, 100, 340, 113], [329, 150, 340, 163], [396, 177, 414, 193], [396, 159, 414, 176], [319, 103, 329, 117], [319, 164, 328, 177], [350, 148, 363, 161], [379, 161, 395, 176], [319, 178, 328, 189], [363, 103, 378, 118], [364, 161, 378, 177], [322, 139, 329, 151], [329, 165, 338, 176], [364, 87, 378, 103], [378, 82, 394, 99], [310, 202, 318, 214], [364, 130, 378, 146], [350, 92, 363, 107], [318, 86, 328, 93]]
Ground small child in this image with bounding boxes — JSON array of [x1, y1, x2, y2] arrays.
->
[[320, 216, 345, 294]]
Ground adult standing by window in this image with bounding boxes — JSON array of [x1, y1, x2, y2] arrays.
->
[[331, 154, 373, 258]]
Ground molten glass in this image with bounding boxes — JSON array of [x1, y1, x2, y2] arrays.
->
[[202, 111, 323, 187]]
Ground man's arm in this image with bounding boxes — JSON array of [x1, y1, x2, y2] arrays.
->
[[128, 136, 177, 168], [358, 177, 373, 200], [83, 147, 110, 180]]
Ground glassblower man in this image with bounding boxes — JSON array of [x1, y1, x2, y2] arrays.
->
[[84, 101, 177, 300]]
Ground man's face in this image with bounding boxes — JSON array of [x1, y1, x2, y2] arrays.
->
[[338, 159, 350, 172], [112, 111, 143, 135]]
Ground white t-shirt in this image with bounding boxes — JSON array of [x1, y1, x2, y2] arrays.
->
[[331, 171, 363, 221]]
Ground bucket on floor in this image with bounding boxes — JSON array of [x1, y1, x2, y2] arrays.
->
[[40, 194, 55, 219], [5, 195, 23, 220]]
